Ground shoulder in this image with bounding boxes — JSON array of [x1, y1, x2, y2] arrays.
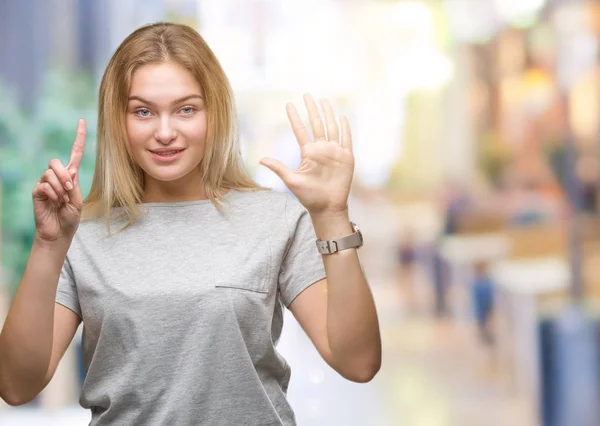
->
[[228, 188, 308, 234], [71, 208, 133, 248], [229, 188, 302, 214], [230, 188, 288, 204], [64, 218, 106, 257]]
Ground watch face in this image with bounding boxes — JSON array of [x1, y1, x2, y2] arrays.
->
[[351, 222, 363, 244]]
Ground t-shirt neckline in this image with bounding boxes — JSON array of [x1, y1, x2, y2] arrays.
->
[[140, 189, 237, 207]]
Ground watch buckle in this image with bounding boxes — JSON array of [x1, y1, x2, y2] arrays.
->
[[327, 240, 338, 254]]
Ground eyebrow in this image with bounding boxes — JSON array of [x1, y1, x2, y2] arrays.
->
[[128, 94, 204, 105]]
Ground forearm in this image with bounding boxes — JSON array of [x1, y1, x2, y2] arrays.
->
[[310, 210, 381, 380], [0, 237, 69, 403]]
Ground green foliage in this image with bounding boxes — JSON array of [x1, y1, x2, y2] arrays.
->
[[0, 69, 97, 297]]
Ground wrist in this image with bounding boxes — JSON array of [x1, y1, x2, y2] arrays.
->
[[309, 207, 349, 221], [33, 234, 72, 252], [309, 209, 352, 241]]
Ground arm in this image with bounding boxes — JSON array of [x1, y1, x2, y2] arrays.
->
[[0, 238, 81, 406], [289, 211, 381, 383], [1, 120, 86, 405], [260, 94, 381, 382]]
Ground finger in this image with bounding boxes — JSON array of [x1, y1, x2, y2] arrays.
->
[[340, 115, 353, 152], [303, 94, 325, 141], [48, 159, 75, 193], [286, 103, 312, 147], [320, 99, 339, 143], [67, 119, 86, 172], [259, 158, 293, 183], [33, 181, 59, 203], [41, 169, 69, 203]]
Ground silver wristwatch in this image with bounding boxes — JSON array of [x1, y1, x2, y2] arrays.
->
[[316, 222, 364, 255]]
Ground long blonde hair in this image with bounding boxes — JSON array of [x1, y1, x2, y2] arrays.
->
[[83, 22, 264, 230]]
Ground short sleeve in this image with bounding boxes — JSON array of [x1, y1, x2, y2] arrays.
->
[[278, 194, 327, 308], [55, 255, 82, 319]]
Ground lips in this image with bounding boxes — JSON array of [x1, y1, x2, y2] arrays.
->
[[149, 148, 185, 155], [149, 148, 185, 163]]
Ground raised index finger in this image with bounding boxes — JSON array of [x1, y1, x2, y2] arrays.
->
[[67, 119, 87, 171]]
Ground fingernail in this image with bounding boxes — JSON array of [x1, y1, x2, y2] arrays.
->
[[63, 195, 70, 203], [65, 181, 73, 191]]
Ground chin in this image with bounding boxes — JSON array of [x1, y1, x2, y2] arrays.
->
[[145, 168, 192, 183]]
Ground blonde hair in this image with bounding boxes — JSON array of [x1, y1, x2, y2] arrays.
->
[[83, 22, 265, 231]]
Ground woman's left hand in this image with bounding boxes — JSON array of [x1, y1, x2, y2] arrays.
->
[[260, 94, 355, 215]]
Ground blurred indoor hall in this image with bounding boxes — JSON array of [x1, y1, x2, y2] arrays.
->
[[4, 1, 600, 425]]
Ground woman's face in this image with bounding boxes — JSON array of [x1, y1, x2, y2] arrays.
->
[[126, 61, 207, 187]]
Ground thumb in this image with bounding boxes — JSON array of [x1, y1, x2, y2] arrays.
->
[[67, 168, 79, 187], [65, 168, 83, 207], [259, 158, 292, 183]]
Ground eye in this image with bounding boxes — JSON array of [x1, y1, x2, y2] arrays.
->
[[180, 106, 195, 115], [135, 108, 152, 118]]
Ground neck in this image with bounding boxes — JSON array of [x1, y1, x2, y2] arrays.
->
[[142, 171, 207, 203]]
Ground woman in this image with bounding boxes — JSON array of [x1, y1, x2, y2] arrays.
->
[[0, 22, 381, 425]]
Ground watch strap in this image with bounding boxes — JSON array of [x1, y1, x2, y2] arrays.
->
[[316, 222, 363, 254]]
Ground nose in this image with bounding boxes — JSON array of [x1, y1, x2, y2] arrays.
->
[[154, 116, 177, 145]]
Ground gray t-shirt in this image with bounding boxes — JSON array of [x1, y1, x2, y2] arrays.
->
[[55, 189, 326, 426]]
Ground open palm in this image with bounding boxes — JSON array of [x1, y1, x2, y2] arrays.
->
[[260, 94, 355, 215]]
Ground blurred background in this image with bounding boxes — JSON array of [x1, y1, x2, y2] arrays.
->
[[2, 0, 600, 425]]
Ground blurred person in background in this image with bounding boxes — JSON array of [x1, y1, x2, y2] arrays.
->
[[0, 22, 381, 426], [470, 260, 495, 345], [577, 154, 600, 215], [441, 179, 471, 236], [429, 180, 471, 318], [396, 227, 419, 314]]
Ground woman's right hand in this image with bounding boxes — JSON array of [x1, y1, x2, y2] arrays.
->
[[32, 119, 87, 243]]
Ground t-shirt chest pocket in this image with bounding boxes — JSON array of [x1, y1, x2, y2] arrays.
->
[[210, 232, 272, 294]]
